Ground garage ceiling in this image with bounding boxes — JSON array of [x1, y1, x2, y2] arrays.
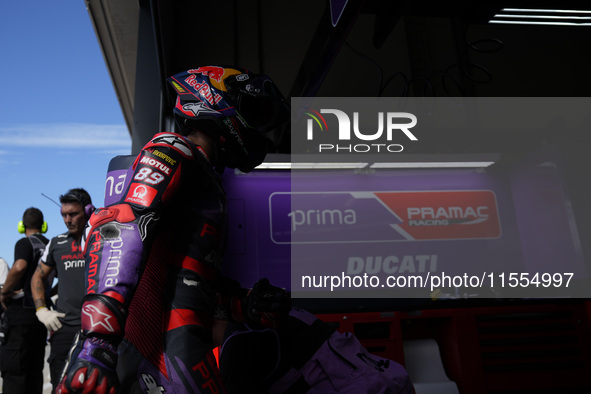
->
[[85, 0, 591, 153]]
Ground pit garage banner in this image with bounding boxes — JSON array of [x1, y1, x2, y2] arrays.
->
[[287, 97, 591, 299], [271, 190, 501, 243], [278, 182, 521, 298]]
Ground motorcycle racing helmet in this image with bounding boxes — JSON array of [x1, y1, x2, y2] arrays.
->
[[167, 66, 289, 172]]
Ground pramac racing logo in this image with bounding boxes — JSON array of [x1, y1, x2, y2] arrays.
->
[[124, 183, 157, 207], [304, 107, 418, 153], [376, 190, 501, 240]]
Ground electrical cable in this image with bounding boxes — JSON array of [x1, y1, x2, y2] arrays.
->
[[340, 24, 503, 98], [41, 193, 61, 207], [342, 39, 385, 96]]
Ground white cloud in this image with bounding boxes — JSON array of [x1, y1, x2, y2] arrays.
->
[[0, 123, 131, 149]]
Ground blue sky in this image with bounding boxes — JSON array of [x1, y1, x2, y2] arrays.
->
[[0, 2, 131, 263]]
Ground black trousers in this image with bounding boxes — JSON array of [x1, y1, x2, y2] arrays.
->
[[48, 324, 80, 393], [0, 320, 48, 394]]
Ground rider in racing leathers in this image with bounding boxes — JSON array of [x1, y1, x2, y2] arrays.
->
[[56, 65, 289, 394]]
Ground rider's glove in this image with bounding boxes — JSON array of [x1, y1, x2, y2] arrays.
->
[[56, 333, 118, 394], [243, 278, 291, 329]]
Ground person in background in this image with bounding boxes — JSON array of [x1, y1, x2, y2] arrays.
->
[[0, 257, 8, 317], [0, 257, 8, 287], [0, 207, 49, 394], [57, 66, 289, 393], [31, 188, 94, 393]]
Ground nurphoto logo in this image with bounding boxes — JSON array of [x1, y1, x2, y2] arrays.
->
[[305, 108, 418, 153]]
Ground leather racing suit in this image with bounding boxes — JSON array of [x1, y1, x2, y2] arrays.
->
[[59, 131, 227, 393]]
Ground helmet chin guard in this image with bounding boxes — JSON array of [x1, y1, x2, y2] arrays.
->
[[167, 66, 289, 172]]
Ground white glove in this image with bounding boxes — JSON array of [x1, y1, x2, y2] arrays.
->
[[36, 307, 65, 331]]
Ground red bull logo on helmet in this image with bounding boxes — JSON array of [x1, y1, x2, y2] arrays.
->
[[184, 75, 223, 106], [189, 66, 226, 82]]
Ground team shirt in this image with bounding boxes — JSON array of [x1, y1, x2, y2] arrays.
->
[[41, 232, 85, 326]]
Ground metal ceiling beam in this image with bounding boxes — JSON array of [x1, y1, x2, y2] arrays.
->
[[288, 0, 367, 98], [130, 0, 163, 153], [372, 1, 407, 49], [85, 0, 139, 137]]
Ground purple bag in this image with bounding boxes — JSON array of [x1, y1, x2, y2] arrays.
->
[[269, 330, 414, 393]]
